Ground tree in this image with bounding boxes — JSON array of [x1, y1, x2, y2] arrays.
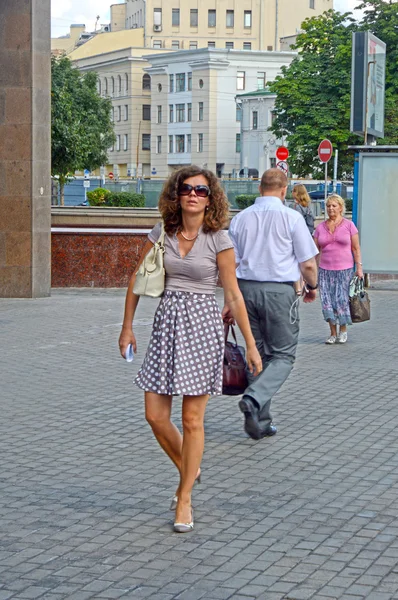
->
[[269, 5, 398, 179], [51, 56, 115, 205]]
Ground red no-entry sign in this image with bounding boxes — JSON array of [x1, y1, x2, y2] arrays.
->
[[108, 172, 114, 179], [318, 139, 333, 163], [276, 146, 289, 161]]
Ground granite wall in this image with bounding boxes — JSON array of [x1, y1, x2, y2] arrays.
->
[[0, 0, 51, 297], [51, 232, 148, 288]]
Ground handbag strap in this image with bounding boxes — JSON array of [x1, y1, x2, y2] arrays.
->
[[155, 221, 165, 249], [224, 323, 238, 345]]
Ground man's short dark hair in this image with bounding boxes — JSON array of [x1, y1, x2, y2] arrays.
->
[[260, 168, 288, 192]]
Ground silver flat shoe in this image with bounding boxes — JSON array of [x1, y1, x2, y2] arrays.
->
[[174, 509, 194, 533], [169, 473, 201, 511]]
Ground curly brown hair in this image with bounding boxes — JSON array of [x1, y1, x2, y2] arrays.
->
[[158, 166, 230, 235]]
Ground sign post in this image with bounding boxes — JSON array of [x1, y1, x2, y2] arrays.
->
[[318, 139, 333, 219], [83, 169, 90, 205]]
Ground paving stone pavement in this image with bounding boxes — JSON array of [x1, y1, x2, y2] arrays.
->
[[1, 286, 398, 600]]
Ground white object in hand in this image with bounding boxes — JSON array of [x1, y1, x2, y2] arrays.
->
[[125, 344, 134, 362]]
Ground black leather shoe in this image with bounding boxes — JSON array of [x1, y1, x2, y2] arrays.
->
[[238, 397, 263, 440], [261, 424, 277, 437]]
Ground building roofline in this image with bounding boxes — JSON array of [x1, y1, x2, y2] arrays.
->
[[143, 47, 297, 63], [236, 89, 276, 98]]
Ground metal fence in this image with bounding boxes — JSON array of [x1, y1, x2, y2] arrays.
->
[[51, 177, 352, 212]]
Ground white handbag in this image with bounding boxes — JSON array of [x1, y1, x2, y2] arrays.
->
[[133, 222, 165, 298]]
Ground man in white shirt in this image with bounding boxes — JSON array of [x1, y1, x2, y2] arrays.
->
[[226, 169, 318, 440]]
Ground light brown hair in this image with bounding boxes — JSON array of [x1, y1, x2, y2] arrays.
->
[[293, 184, 311, 207], [158, 166, 230, 235], [260, 168, 288, 193]]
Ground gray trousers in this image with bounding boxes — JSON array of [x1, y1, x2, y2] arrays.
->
[[238, 280, 300, 428]]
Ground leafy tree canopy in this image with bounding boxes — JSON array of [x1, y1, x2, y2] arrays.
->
[[51, 56, 115, 204], [269, 2, 398, 179]]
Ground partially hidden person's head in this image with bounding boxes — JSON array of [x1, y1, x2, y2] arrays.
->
[[159, 165, 230, 235], [326, 194, 346, 216], [292, 184, 311, 207], [259, 168, 288, 201]]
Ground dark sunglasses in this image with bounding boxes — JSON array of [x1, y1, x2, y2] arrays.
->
[[179, 184, 210, 198]]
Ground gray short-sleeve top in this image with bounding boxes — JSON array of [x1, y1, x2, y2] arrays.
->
[[148, 221, 233, 294]]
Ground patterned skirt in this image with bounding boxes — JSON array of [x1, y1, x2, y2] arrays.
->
[[135, 290, 225, 396], [319, 267, 354, 326]]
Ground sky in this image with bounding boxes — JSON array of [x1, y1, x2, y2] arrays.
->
[[51, 0, 365, 38]]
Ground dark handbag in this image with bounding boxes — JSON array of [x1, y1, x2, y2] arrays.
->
[[349, 277, 370, 323], [222, 324, 248, 396]]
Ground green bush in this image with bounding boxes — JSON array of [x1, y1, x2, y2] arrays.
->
[[87, 188, 112, 206], [345, 198, 353, 212], [87, 189, 145, 208], [235, 194, 257, 209]]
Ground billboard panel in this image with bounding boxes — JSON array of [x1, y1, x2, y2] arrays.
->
[[358, 153, 398, 274], [350, 32, 386, 139]]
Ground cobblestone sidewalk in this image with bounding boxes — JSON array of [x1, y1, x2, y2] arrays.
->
[[1, 287, 398, 600]]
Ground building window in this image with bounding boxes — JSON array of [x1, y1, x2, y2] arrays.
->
[[142, 133, 151, 150], [199, 79, 204, 89], [172, 8, 180, 26], [98, 79, 101, 95], [252, 111, 258, 130], [176, 103, 185, 122], [310, 0, 315, 8], [124, 105, 128, 121], [244, 10, 252, 28], [153, 40, 162, 48], [117, 106, 121, 121], [198, 102, 204, 121], [153, 8, 162, 25], [158, 83, 162, 92], [157, 135, 162, 154], [123, 134, 128, 151], [104, 77, 108, 96], [257, 72, 266, 90], [125, 74, 128, 92], [110, 107, 114, 121], [169, 74, 174, 92], [267, 45, 273, 51], [116, 135, 120, 151], [236, 133, 241, 153], [208, 41, 216, 48], [172, 40, 180, 50], [226, 42, 234, 49], [188, 72, 192, 91], [208, 9, 216, 27], [176, 73, 186, 92], [187, 134, 192, 153], [169, 135, 174, 153], [157, 105, 162, 123], [270, 110, 276, 125], [190, 41, 198, 49], [270, 158, 277, 168], [176, 134, 185, 153], [118, 75, 122, 94], [243, 42, 252, 50], [236, 104, 242, 121], [237, 71, 245, 90], [143, 104, 151, 120], [142, 74, 151, 90], [110, 76, 115, 95], [198, 133, 203, 153], [187, 103, 192, 122], [190, 9, 198, 27], [226, 10, 234, 28], [169, 104, 174, 123]]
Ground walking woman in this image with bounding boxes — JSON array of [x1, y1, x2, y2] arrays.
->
[[292, 184, 315, 295], [313, 194, 363, 344], [119, 166, 262, 533]]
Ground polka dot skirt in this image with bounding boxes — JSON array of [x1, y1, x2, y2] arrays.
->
[[135, 291, 225, 396]]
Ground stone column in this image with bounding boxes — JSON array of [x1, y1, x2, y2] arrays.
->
[[0, 0, 51, 298]]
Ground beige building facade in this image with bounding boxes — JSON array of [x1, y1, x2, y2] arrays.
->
[[51, 24, 86, 56], [70, 30, 171, 178], [145, 48, 295, 178], [125, 0, 333, 51]]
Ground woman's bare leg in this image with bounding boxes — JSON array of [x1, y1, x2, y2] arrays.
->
[[145, 392, 182, 470], [329, 321, 337, 337], [175, 394, 209, 524]]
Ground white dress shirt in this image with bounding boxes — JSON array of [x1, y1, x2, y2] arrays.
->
[[229, 195, 318, 282]]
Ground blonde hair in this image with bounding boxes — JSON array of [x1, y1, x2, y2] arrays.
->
[[326, 194, 346, 215], [293, 184, 311, 207]]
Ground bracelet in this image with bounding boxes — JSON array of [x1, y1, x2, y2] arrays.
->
[[305, 282, 318, 290], [358, 262, 363, 265]]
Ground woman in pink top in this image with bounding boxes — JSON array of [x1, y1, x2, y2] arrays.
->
[[313, 194, 363, 344]]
